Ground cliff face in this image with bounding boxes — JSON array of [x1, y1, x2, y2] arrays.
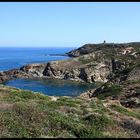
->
[[0, 57, 111, 83], [0, 69, 31, 83], [81, 64, 140, 108], [0, 64, 47, 83], [42, 60, 111, 83]]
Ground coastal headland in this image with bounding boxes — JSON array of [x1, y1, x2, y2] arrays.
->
[[0, 42, 140, 138]]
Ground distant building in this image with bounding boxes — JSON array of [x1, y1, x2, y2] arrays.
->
[[103, 40, 106, 44]]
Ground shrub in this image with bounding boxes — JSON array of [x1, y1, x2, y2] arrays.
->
[[97, 85, 122, 100]]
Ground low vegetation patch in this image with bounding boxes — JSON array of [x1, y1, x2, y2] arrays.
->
[[97, 85, 122, 100], [111, 104, 140, 119], [0, 85, 140, 138]]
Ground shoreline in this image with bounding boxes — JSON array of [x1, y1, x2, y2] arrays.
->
[[0, 42, 140, 98], [46, 53, 69, 57]]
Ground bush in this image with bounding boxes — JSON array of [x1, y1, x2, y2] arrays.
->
[[97, 85, 122, 100], [111, 104, 140, 119]]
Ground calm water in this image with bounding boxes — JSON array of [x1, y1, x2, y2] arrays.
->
[[0, 47, 72, 71], [1, 47, 95, 96], [5, 79, 95, 97]]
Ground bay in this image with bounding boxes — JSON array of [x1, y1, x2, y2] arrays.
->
[[1, 47, 95, 96]]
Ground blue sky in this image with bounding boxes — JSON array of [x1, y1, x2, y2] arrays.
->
[[0, 2, 140, 47]]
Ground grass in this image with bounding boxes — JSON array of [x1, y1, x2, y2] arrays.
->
[[0, 85, 114, 138], [111, 104, 140, 119], [91, 100, 109, 114], [0, 85, 140, 138], [96, 84, 122, 100], [78, 57, 93, 64], [2, 88, 51, 102]]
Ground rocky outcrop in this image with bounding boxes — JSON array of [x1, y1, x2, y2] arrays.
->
[[0, 61, 110, 83], [42, 59, 111, 83], [127, 66, 140, 81], [1, 46, 121, 83], [0, 58, 113, 84], [0, 69, 31, 83], [0, 64, 47, 83], [20, 63, 46, 77], [80, 63, 140, 108], [1, 42, 139, 85], [111, 59, 126, 73]]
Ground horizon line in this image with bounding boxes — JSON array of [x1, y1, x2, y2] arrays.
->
[[0, 46, 77, 48]]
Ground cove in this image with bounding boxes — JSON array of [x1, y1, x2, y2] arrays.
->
[[4, 78, 96, 97]]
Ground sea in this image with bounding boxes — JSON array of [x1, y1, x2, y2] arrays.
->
[[0, 47, 95, 96]]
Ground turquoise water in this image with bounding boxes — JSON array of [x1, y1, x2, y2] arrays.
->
[[5, 79, 95, 97]]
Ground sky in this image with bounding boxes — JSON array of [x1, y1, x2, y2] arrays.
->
[[0, 2, 140, 47]]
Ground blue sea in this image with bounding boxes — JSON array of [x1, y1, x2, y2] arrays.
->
[[0, 47, 95, 96], [0, 47, 72, 71]]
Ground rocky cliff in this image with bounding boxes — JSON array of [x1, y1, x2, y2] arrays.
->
[[0, 56, 111, 83], [0, 42, 140, 86], [65, 42, 140, 109], [81, 63, 140, 108]]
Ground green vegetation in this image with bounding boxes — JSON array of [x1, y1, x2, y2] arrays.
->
[[0, 85, 121, 138], [0, 81, 140, 138], [0, 86, 103, 138], [103, 48, 117, 59], [111, 104, 140, 120], [78, 57, 94, 64], [97, 84, 122, 100]]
